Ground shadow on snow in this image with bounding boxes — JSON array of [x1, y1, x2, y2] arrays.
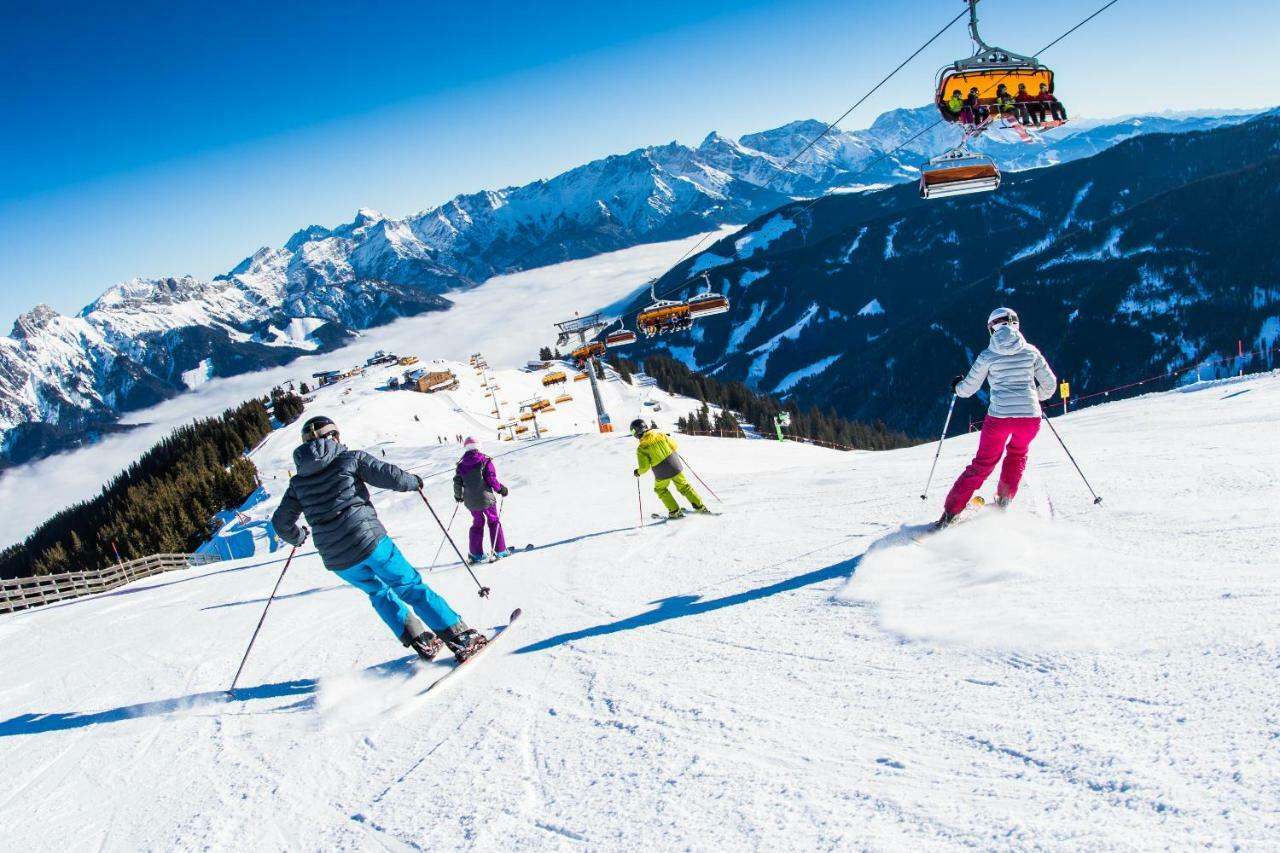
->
[[0, 656, 417, 738], [514, 552, 864, 655]]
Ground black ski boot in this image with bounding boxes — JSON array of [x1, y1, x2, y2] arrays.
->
[[400, 623, 443, 662], [438, 623, 489, 664], [933, 510, 960, 530], [995, 495, 1012, 510]]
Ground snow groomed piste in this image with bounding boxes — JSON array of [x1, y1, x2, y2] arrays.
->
[[1, 350, 1277, 848]]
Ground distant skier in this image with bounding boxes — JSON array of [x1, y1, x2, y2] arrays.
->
[[453, 437, 511, 562], [271, 416, 486, 662], [631, 419, 708, 519], [937, 308, 1057, 527]]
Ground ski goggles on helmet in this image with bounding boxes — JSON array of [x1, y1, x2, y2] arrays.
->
[[304, 422, 340, 441], [988, 311, 1019, 332]]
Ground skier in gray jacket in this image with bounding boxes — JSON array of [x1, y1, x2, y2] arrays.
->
[[271, 416, 486, 662], [937, 307, 1057, 527]]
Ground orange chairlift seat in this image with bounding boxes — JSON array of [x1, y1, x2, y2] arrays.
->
[[542, 371, 567, 387], [570, 342, 606, 363], [635, 278, 693, 338], [933, 0, 1063, 141]]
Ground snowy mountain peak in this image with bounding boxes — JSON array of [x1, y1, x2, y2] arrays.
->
[[10, 304, 60, 339]]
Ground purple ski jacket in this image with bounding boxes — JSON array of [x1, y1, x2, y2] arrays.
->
[[453, 450, 505, 511]]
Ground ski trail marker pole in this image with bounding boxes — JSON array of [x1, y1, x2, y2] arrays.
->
[[419, 489, 490, 597], [429, 504, 460, 571], [1040, 411, 1102, 504], [920, 394, 957, 500], [677, 453, 722, 503], [227, 546, 297, 696]]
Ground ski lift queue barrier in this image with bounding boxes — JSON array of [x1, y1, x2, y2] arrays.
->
[[0, 552, 221, 614]]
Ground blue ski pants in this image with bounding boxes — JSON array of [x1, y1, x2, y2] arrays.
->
[[335, 536, 462, 638]]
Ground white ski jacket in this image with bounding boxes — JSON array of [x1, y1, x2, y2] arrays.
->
[[955, 325, 1057, 418]]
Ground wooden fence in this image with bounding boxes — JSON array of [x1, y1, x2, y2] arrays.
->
[[0, 552, 221, 615]]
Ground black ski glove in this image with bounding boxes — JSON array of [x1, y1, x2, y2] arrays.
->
[[413, 475, 424, 491], [499, 485, 509, 497], [297, 526, 310, 547], [633, 468, 640, 478], [950, 375, 964, 392]]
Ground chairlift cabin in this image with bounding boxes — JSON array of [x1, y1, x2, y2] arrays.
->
[[687, 292, 730, 319], [605, 327, 637, 348], [636, 301, 693, 337], [919, 148, 1000, 199], [686, 273, 730, 320], [934, 0, 1058, 133], [570, 342, 606, 364], [920, 154, 1001, 199]]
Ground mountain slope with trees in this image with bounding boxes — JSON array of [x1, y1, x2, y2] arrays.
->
[[622, 115, 1280, 435]]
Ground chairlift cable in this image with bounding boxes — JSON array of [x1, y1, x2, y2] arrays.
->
[[649, 0, 1122, 304], [662, 5, 971, 273]]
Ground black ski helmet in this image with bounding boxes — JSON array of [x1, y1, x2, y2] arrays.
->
[[301, 415, 338, 442], [629, 418, 649, 438]]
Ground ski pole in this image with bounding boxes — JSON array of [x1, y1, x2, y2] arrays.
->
[[636, 477, 645, 527], [419, 489, 491, 597], [494, 495, 510, 554], [1040, 410, 1103, 504], [428, 504, 460, 571], [227, 546, 297, 696], [677, 453, 722, 503], [920, 394, 957, 500]]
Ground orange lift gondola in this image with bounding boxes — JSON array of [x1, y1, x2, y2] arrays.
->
[[636, 279, 693, 338], [570, 341, 606, 364], [934, 0, 1064, 141], [919, 146, 1000, 199]]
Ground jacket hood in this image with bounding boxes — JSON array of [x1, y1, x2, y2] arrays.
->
[[989, 324, 1027, 355], [457, 448, 488, 472], [293, 438, 345, 476]]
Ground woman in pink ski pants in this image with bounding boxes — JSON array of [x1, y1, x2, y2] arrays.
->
[[939, 307, 1057, 526]]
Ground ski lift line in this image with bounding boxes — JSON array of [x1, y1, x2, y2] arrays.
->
[[659, 5, 972, 275], [770, 5, 971, 181], [646, 0, 1121, 307], [1034, 0, 1119, 56]]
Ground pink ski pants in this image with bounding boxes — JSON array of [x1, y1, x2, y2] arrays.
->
[[944, 415, 1041, 515]]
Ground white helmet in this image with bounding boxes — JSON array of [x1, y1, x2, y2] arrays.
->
[[987, 307, 1019, 332]]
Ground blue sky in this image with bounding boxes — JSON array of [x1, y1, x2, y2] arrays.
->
[[2, 0, 1277, 322]]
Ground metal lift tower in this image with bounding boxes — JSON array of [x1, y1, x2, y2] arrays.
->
[[554, 312, 614, 433]]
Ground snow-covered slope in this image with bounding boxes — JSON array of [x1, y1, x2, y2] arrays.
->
[[2, 363, 1276, 849]]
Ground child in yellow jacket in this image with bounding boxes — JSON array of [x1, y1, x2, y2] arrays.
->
[[631, 419, 707, 518]]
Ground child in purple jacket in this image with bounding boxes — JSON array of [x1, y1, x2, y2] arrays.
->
[[452, 437, 511, 562]]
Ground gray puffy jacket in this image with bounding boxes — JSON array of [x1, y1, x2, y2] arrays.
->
[[271, 439, 421, 571], [955, 325, 1057, 418]]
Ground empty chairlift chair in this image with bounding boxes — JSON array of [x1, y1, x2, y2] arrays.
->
[[919, 148, 1000, 199]]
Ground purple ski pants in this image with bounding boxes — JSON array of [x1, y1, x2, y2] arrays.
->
[[468, 506, 506, 556]]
